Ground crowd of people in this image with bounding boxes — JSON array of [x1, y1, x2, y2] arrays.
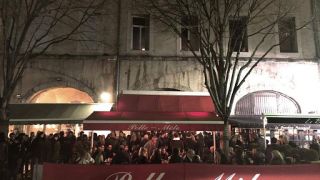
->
[[0, 129, 320, 180]]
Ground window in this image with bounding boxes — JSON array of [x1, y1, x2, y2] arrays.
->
[[181, 16, 200, 51], [279, 17, 298, 53], [132, 15, 149, 51], [229, 17, 248, 52]]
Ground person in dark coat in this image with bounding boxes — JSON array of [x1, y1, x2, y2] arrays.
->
[[31, 132, 46, 164], [135, 147, 149, 164], [183, 149, 202, 163], [150, 149, 162, 164], [51, 134, 61, 163], [0, 132, 8, 180], [8, 133, 20, 180], [111, 145, 130, 164], [168, 148, 183, 163], [169, 133, 184, 154]]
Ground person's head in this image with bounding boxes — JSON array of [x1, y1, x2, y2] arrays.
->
[[30, 132, 35, 137], [271, 137, 277, 144], [161, 132, 168, 138], [124, 145, 129, 152], [98, 144, 105, 152], [209, 146, 215, 153], [143, 134, 149, 140], [186, 149, 195, 159], [67, 131, 74, 137], [119, 145, 125, 152], [107, 144, 112, 151], [9, 133, 15, 140], [59, 131, 64, 137], [151, 136, 158, 144], [160, 147, 167, 154], [40, 132, 45, 138], [229, 147, 234, 153], [138, 147, 148, 157], [53, 133, 59, 141], [173, 133, 180, 139]]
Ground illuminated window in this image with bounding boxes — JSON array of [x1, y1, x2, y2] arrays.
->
[[279, 17, 298, 53], [181, 16, 200, 51], [132, 15, 149, 51], [235, 90, 301, 115], [229, 17, 248, 52]]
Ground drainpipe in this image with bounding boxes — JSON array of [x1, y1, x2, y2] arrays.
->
[[114, 0, 122, 111], [311, 0, 320, 58]]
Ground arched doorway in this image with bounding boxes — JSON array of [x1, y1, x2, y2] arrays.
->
[[233, 90, 301, 145], [28, 87, 94, 103], [12, 87, 94, 135]]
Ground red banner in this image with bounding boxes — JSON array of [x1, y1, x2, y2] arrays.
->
[[43, 163, 320, 180]]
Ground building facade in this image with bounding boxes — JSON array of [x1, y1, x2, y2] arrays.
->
[[5, 0, 320, 116]]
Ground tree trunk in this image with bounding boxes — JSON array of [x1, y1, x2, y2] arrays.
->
[[0, 107, 9, 136], [223, 119, 230, 162]]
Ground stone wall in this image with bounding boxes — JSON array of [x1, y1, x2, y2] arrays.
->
[[119, 57, 320, 114], [11, 55, 116, 103]]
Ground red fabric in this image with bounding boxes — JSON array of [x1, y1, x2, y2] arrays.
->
[[84, 94, 220, 131], [86, 111, 219, 121], [43, 163, 320, 180], [84, 111, 223, 131], [117, 94, 215, 112], [84, 123, 224, 131]]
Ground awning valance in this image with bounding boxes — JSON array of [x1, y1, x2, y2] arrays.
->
[[8, 103, 108, 125], [83, 111, 223, 131], [230, 115, 320, 129]]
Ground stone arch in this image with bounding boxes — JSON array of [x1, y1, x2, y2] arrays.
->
[[22, 80, 98, 103], [235, 90, 301, 115]]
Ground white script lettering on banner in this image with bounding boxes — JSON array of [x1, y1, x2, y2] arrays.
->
[[161, 125, 180, 131], [128, 125, 148, 131], [105, 172, 165, 180], [214, 173, 260, 180], [146, 172, 166, 180], [305, 118, 320, 124], [105, 172, 132, 180]]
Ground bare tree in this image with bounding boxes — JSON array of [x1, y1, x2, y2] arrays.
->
[[136, 0, 311, 155], [0, 0, 107, 133]]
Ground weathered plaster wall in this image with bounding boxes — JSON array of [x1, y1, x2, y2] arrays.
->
[[11, 56, 115, 103], [119, 58, 320, 114], [235, 60, 320, 114], [119, 58, 206, 91]]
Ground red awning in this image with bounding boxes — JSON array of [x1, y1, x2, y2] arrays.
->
[[117, 94, 215, 112], [83, 111, 223, 131], [84, 93, 222, 131]]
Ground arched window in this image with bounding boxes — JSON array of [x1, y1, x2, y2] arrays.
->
[[28, 87, 94, 103], [235, 90, 301, 115]]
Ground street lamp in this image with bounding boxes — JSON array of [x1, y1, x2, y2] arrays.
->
[[100, 92, 111, 103]]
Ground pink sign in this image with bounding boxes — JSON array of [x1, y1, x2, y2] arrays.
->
[[43, 163, 320, 180]]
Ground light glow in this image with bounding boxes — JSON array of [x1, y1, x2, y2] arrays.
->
[[93, 103, 113, 111], [100, 92, 111, 103]]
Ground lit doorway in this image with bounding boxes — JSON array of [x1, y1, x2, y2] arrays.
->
[[11, 87, 94, 135]]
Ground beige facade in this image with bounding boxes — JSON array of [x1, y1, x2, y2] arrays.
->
[[5, 0, 320, 114]]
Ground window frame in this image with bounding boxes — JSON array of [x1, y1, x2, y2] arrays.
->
[[131, 15, 150, 51], [180, 16, 200, 52], [228, 16, 249, 53], [278, 17, 298, 53]]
